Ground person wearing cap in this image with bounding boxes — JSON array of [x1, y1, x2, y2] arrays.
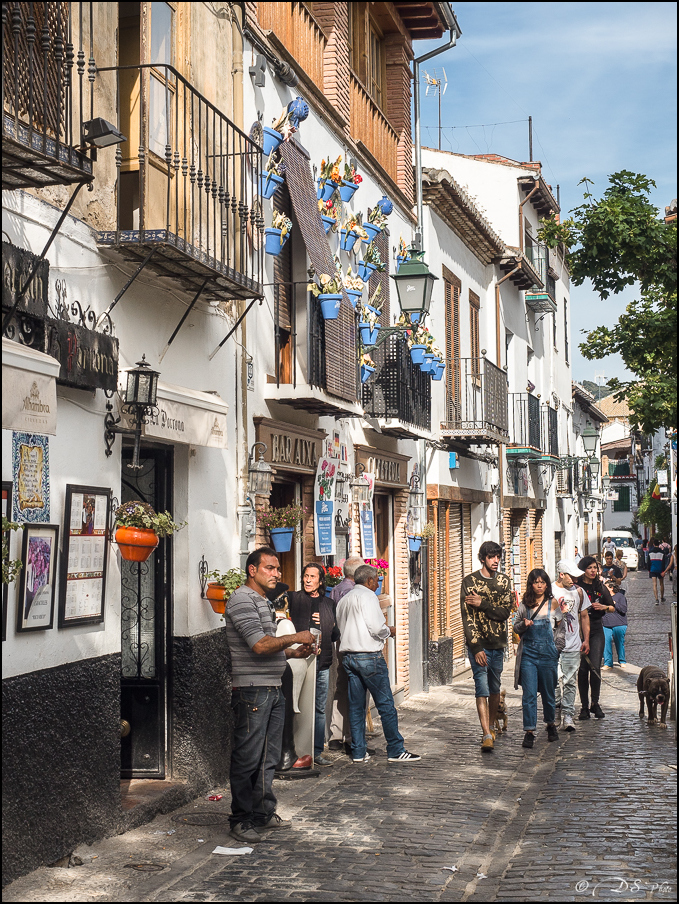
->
[[551, 560, 591, 732]]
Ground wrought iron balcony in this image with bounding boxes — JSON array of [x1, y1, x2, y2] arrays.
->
[[608, 458, 631, 477], [542, 403, 559, 458], [441, 356, 508, 445], [524, 242, 557, 313], [362, 337, 431, 436], [507, 392, 542, 456], [2, 1, 93, 189], [96, 64, 263, 304]]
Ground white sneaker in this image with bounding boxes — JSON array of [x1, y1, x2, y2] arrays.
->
[[563, 714, 576, 732], [352, 753, 371, 764], [388, 750, 422, 763], [618, 663, 626, 669]]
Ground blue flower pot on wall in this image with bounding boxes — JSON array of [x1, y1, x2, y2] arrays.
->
[[321, 215, 336, 234], [260, 171, 284, 199], [408, 536, 422, 553], [317, 179, 337, 201], [421, 353, 436, 374], [339, 229, 359, 252], [357, 261, 377, 282], [270, 527, 294, 552], [376, 195, 394, 216], [345, 289, 362, 309], [359, 322, 380, 346], [410, 344, 427, 365], [376, 575, 384, 594], [264, 227, 289, 256], [261, 127, 283, 156], [362, 222, 381, 243], [319, 293, 342, 320], [339, 180, 359, 202], [432, 360, 446, 381], [360, 364, 376, 383]]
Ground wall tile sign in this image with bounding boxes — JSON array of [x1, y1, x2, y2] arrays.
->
[[12, 432, 50, 522], [359, 472, 376, 560]]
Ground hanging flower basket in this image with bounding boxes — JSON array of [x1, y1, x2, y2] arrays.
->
[[319, 293, 342, 320], [339, 179, 359, 203], [432, 360, 446, 381], [206, 583, 228, 614], [357, 261, 377, 282], [264, 227, 289, 256], [360, 363, 376, 383], [410, 344, 427, 365], [270, 527, 294, 552], [321, 215, 336, 234], [115, 526, 159, 562], [262, 126, 284, 156], [345, 289, 362, 309], [396, 255, 405, 271], [362, 222, 381, 244], [317, 179, 337, 202], [339, 229, 359, 252], [113, 500, 185, 562], [421, 352, 436, 374], [260, 171, 284, 199], [359, 322, 380, 346], [408, 535, 423, 553]]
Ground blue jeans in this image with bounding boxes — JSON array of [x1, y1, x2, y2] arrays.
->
[[315, 666, 330, 757], [519, 620, 559, 731], [342, 652, 404, 760], [603, 625, 627, 666], [229, 686, 285, 828], [467, 647, 504, 697]]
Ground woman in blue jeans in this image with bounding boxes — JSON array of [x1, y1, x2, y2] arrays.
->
[[602, 578, 628, 667], [513, 569, 562, 749]]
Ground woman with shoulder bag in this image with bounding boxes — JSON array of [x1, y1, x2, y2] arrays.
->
[[576, 556, 616, 720], [513, 569, 563, 749]]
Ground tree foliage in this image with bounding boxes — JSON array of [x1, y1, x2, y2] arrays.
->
[[637, 480, 671, 538], [539, 172, 677, 433]]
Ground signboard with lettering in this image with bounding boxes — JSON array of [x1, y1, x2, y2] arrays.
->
[[12, 432, 50, 523], [2, 368, 57, 435], [358, 472, 376, 559], [45, 318, 119, 393], [314, 456, 337, 556], [355, 445, 410, 488], [254, 417, 326, 474], [2, 241, 49, 318]]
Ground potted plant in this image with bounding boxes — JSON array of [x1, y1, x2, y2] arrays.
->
[[339, 214, 368, 253], [357, 241, 386, 282], [408, 323, 429, 365], [360, 351, 376, 383], [396, 236, 409, 271], [342, 266, 364, 308], [308, 272, 344, 320], [358, 302, 380, 347], [318, 196, 340, 234], [323, 565, 343, 596], [259, 152, 285, 199], [339, 160, 362, 202], [257, 503, 307, 553], [265, 209, 293, 255], [114, 500, 186, 562], [259, 106, 298, 157], [431, 347, 446, 381], [362, 205, 388, 244], [317, 154, 343, 201], [364, 282, 383, 317], [408, 521, 436, 552], [205, 567, 246, 615], [2, 516, 23, 585], [365, 557, 389, 594]]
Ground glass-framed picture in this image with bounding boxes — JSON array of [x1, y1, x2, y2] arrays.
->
[[58, 485, 111, 628], [16, 523, 59, 632], [2, 481, 13, 642]]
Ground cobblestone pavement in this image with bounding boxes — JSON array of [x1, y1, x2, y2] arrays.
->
[[4, 573, 676, 903]]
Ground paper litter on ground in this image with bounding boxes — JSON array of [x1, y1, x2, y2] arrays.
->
[[212, 846, 253, 855]]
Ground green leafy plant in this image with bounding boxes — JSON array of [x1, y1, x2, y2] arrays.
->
[[358, 302, 380, 329], [207, 568, 246, 594], [360, 351, 375, 367], [114, 500, 186, 538], [367, 206, 388, 229], [637, 480, 672, 538], [367, 283, 383, 312], [320, 154, 343, 184], [411, 522, 436, 540], [341, 213, 368, 241], [363, 241, 386, 271], [308, 273, 343, 296], [2, 515, 23, 585], [257, 503, 307, 530], [343, 266, 365, 292], [271, 208, 293, 244], [343, 161, 362, 185]]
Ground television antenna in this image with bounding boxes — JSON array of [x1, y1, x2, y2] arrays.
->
[[594, 372, 607, 401], [423, 69, 447, 150]]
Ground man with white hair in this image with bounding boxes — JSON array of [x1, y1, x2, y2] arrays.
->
[[551, 559, 591, 732], [327, 557, 364, 752]]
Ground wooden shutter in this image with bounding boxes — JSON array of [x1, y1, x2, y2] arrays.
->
[[273, 184, 293, 331], [470, 290, 480, 380], [448, 503, 465, 660], [444, 271, 461, 426], [614, 486, 631, 512]]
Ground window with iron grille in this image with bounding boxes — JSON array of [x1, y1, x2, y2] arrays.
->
[[613, 485, 631, 512], [564, 298, 569, 363], [548, 406, 558, 456], [444, 271, 461, 425]]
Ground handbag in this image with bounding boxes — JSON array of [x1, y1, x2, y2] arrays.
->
[[513, 597, 548, 690]]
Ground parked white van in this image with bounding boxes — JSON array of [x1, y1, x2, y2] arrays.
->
[[604, 532, 639, 570]]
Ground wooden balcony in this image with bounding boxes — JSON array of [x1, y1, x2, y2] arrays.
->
[[258, 2, 325, 88], [349, 74, 399, 184]]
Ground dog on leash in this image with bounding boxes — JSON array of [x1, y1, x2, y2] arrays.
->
[[493, 689, 508, 734], [637, 666, 670, 728]]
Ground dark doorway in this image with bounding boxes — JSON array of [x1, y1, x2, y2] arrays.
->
[[270, 480, 299, 591], [120, 444, 173, 778]]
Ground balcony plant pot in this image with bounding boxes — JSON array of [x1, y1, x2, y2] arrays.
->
[[408, 535, 423, 553], [115, 526, 159, 562], [321, 215, 336, 234], [364, 304, 381, 317], [339, 229, 359, 252], [362, 222, 381, 243], [432, 360, 446, 381], [262, 126, 283, 156], [421, 353, 436, 374], [260, 171, 284, 199], [264, 227, 289, 256], [357, 261, 377, 282], [360, 363, 376, 383], [270, 527, 294, 552], [376, 575, 384, 595], [359, 322, 380, 346], [410, 344, 427, 365], [396, 255, 405, 271], [206, 582, 228, 615], [410, 311, 422, 324], [317, 179, 337, 202], [319, 293, 342, 320], [345, 289, 363, 309], [339, 179, 359, 202]]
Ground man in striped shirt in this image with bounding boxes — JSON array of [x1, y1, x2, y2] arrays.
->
[[225, 547, 315, 844]]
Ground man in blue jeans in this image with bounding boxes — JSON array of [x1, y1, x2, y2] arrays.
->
[[224, 547, 315, 844], [336, 565, 421, 764]]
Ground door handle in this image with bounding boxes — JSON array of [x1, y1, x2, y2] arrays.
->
[[120, 719, 131, 737]]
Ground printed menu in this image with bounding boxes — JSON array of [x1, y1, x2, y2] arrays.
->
[[63, 492, 108, 621]]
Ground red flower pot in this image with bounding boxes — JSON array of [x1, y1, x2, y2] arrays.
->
[[206, 582, 228, 615], [115, 526, 159, 562]]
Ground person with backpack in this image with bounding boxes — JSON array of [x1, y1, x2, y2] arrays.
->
[[551, 560, 591, 732], [602, 578, 628, 669], [648, 537, 668, 604], [513, 569, 563, 749]]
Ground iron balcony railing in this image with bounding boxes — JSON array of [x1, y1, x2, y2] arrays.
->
[[442, 357, 508, 443], [2, 1, 93, 188], [508, 392, 542, 451], [524, 241, 556, 311], [362, 337, 431, 433], [608, 459, 631, 477], [542, 404, 559, 457], [96, 63, 263, 302]]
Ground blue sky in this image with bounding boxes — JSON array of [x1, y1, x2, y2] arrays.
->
[[415, 1, 677, 384]]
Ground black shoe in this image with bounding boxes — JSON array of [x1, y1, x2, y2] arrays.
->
[[578, 707, 591, 720], [276, 749, 296, 771], [522, 732, 535, 749], [547, 724, 559, 742], [327, 740, 344, 751], [229, 821, 262, 844], [590, 702, 605, 719], [314, 755, 333, 767]]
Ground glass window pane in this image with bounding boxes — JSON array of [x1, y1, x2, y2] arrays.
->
[[149, 75, 169, 158], [151, 2, 172, 66]]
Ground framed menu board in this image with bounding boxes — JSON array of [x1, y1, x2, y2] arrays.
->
[[58, 485, 111, 628], [2, 481, 12, 642]]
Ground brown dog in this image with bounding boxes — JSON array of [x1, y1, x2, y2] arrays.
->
[[637, 666, 670, 727], [493, 689, 508, 734]]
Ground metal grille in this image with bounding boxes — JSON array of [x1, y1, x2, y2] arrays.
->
[[279, 140, 357, 403], [445, 357, 508, 434], [542, 405, 559, 456], [509, 392, 542, 449]]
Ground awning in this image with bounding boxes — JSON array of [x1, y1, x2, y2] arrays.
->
[[2, 337, 60, 435], [121, 379, 229, 448]]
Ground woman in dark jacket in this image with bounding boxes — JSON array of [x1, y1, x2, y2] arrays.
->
[[577, 556, 616, 720], [288, 563, 339, 767]]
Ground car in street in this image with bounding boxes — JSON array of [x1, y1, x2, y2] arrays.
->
[[605, 531, 639, 570]]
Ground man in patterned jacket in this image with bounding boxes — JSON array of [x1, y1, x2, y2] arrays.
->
[[460, 540, 513, 752]]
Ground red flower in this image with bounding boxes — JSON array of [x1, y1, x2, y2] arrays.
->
[[326, 199, 333, 210], [354, 174, 363, 184]]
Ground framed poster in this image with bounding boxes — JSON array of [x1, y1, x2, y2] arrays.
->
[[2, 481, 12, 642], [58, 485, 111, 628], [12, 432, 50, 522], [16, 523, 59, 632]]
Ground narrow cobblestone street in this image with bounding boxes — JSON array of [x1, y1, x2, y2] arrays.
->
[[4, 572, 676, 904]]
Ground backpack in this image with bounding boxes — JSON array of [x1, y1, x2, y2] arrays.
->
[[552, 610, 566, 654]]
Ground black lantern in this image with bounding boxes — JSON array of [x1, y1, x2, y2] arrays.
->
[[248, 442, 274, 497], [82, 117, 127, 148], [390, 246, 438, 319], [581, 421, 598, 455], [104, 355, 160, 470], [125, 355, 159, 408]]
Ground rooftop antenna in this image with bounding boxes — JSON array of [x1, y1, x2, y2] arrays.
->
[[423, 68, 447, 150], [594, 372, 606, 402]]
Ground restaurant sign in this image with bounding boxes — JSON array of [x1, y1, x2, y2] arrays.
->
[[2, 241, 49, 318], [355, 445, 410, 488], [45, 318, 119, 393], [254, 417, 326, 474]]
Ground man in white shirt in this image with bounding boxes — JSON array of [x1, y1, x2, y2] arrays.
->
[[552, 559, 591, 733], [336, 565, 421, 765]]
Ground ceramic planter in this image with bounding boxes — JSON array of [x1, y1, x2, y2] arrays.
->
[[357, 261, 377, 282], [376, 575, 384, 594], [317, 179, 338, 202], [421, 353, 436, 374], [432, 360, 446, 381], [206, 583, 228, 615], [359, 322, 380, 346], [408, 536, 423, 553], [362, 222, 381, 244], [339, 179, 359, 202], [270, 527, 294, 552], [261, 126, 283, 156], [364, 304, 381, 317], [360, 364, 376, 383], [321, 215, 336, 234], [410, 311, 422, 324], [410, 344, 427, 365], [396, 255, 405, 271], [260, 171, 284, 199], [345, 289, 363, 309], [115, 526, 159, 562], [264, 227, 289, 256], [339, 229, 359, 252], [319, 293, 342, 320]]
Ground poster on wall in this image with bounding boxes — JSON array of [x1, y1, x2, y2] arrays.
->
[[16, 523, 59, 632], [314, 456, 337, 557], [359, 472, 376, 560], [2, 482, 12, 642], [58, 485, 111, 628], [12, 432, 50, 523]]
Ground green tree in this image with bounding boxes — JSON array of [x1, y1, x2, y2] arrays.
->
[[637, 480, 671, 539], [539, 172, 677, 434]]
